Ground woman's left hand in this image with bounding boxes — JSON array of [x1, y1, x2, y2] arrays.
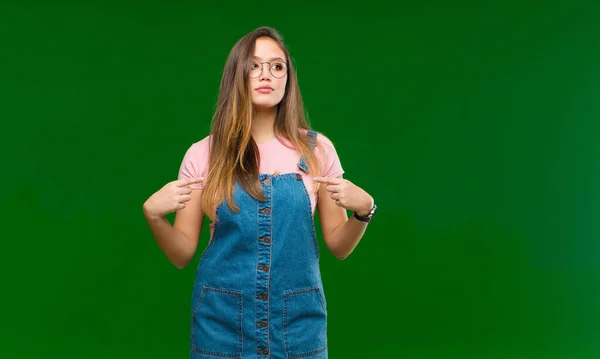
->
[[313, 176, 374, 216]]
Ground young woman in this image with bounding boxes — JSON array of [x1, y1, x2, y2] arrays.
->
[[143, 26, 377, 359]]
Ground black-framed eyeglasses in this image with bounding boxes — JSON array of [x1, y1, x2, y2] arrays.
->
[[249, 61, 288, 79]]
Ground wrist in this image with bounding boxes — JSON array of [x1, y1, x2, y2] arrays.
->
[[356, 197, 374, 217]]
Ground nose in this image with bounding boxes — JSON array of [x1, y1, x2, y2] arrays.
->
[[259, 63, 272, 81]]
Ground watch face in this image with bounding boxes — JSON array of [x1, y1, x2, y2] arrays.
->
[[369, 204, 377, 217]]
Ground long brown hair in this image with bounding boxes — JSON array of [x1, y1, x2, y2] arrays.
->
[[201, 26, 322, 221]]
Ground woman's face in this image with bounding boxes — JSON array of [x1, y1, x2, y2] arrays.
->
[[249, 37, 288, 109]]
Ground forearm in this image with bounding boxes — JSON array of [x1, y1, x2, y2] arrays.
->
[[327, 215, 369, 260], [144, 211, 195, 269]]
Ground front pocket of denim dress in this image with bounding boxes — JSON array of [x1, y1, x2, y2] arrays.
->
[[283, 286, 328, 358], [191, 286, 243, 358]]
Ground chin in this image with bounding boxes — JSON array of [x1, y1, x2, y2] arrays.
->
[[252, 100, 281, 109]]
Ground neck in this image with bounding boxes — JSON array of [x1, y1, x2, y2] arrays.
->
[[252, 106, 277, 144]]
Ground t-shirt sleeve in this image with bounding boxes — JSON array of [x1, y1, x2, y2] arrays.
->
[[177, 136, 211, 189], [316, 133, 344, 178]]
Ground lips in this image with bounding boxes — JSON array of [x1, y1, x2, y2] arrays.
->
[[256, 86, 273, 93]]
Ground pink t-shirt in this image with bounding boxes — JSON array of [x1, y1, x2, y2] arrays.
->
[[178, 130, 344, 217]]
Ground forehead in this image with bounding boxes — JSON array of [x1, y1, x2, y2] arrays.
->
[[253, 37, 285, 60]]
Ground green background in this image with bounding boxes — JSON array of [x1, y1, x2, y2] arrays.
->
[[2, 1, 600, 358]]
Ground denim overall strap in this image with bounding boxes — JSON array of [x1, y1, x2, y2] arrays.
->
[[297, 129, 317, 173]]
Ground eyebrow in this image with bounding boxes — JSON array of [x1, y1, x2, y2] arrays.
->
[[253, 56, 286, 62]]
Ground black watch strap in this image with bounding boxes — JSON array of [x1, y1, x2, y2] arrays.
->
[[353, 204, 376, 223]]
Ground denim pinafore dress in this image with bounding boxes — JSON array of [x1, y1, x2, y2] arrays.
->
[[189, 130, 328, 359]]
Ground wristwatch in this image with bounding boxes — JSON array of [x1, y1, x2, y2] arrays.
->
[[353, 204, 377, 223]]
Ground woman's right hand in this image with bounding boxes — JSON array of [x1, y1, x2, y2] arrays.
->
[[143, 177, 204, 218]]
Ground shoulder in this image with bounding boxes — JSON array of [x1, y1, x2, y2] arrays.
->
[[185, 134, 212, 155], [298, 128, 337, 148], [299, 128, 344, 176], [298, 128, 341, 166], [179, 134, 212, 179], [180, 135, 213, 166], [298, 128, 339, 156], [316, 131, 337, 150], [181, 135, 211, 171]]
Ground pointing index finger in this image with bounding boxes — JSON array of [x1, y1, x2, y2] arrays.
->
[[313, 176, 342, 185], [176, 177, 204, 187]]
